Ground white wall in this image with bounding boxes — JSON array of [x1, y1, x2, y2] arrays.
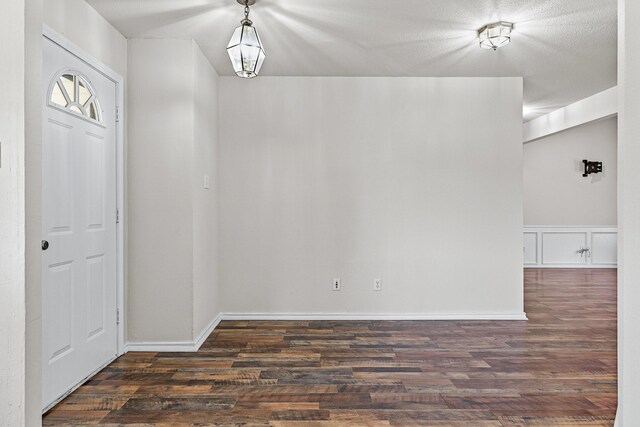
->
[[219, 77, 524, 318], [193, 44, 221, 336], [0, 1, 26, 424], [524, 117, 617, 226], [127, 38, 220, 344], [128, 38, 195, 342], [44, 0, 127, 77], [618, 0, 640, 424], [25, 0, 43, 424]]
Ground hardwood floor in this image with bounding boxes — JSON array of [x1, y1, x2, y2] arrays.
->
[[43, 268, 617, 426]]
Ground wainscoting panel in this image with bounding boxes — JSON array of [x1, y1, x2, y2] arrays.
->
[[523, 232, 538, 265], [592, 232, 618, 265], [524, 226, 617, 268], [542, 232, 588, 265]]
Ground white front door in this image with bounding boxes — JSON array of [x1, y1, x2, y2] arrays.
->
[[42, 37, 118, 410]]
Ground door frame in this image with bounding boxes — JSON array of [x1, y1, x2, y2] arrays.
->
[[42, 25, 126, 357]]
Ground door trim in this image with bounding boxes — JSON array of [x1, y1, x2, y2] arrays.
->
[[42, 25, 126, 358]]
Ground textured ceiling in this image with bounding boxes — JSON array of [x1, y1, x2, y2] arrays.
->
[[87, 0, 617, 121]]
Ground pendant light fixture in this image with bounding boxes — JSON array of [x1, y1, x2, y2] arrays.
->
[[478, 22, 513, 50], [227, 0, 266, 78]]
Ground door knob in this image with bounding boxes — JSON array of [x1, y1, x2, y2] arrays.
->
[[41, 240, 49, 251]]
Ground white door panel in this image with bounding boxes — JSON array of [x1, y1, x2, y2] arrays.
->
[[44, 262, 73, 363], [42, 37, 117, 410]]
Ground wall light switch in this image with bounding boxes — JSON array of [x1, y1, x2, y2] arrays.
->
[[333, 278, 341, 291], [203, 174, 210, 189]]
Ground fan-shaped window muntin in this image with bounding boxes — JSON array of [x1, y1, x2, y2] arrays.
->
[[49, 71, 102, 123]]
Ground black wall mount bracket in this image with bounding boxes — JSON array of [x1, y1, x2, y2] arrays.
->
[[582, 160, 603, 177]]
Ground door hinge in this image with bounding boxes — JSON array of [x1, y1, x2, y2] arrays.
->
[[116, 308, 120, 325], [116, 106, 120, 123], [116, 208, 120, 224]]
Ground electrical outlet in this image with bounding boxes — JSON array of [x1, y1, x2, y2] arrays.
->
[[374, 278, 382, 291], [333, 278, 341, 291], [203, 174, 210, 189]]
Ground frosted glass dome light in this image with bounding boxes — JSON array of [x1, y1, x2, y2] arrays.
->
[[227, 0, 266, 79], [478, 22, 513, 50]]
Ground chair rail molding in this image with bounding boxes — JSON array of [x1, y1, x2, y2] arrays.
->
[[524, 226, 618, 268]]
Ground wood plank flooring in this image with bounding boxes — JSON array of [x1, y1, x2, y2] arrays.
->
[[43, 268, 617, 426]]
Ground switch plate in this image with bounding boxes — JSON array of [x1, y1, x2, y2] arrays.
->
[[333, 278, 341, 291], [374, 278, 382, 291], [203, 174, 210, 189]]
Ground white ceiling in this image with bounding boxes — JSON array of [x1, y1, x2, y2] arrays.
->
[[87, 0, 617, 121]]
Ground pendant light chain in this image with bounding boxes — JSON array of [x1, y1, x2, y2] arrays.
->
[[243, 1, 252, 25]]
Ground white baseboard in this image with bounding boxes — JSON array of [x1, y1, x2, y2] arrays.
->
[[125, 311, 527, 352], [221, 312, 529, 321], [194, 313, 223, 349], [125, 341, 198, 352], [125, 313, 223, 353]]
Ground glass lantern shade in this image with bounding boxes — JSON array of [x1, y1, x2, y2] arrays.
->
[[227, 23, 266, 78], [478, 22, 513, 50]]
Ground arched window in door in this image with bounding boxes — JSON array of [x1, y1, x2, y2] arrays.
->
[[49, 72, 102, 122]]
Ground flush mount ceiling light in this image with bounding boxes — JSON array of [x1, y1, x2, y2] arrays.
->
[[227, 0, 266, 78], [478, 21, 513, 50]]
